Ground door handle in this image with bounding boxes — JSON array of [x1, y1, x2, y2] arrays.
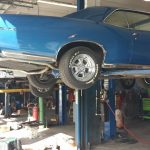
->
[[132, 32, 139, 40], [132, 32, 139, 36]]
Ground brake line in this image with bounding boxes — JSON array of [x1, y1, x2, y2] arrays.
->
[[105, 100, 150, 145]]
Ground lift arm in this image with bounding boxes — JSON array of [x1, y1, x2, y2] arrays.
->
[[0, 88, 30, 93]]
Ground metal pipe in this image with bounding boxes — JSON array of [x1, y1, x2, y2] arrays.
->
[[39, 97, 44, 125], [4, 83, 9, 117]]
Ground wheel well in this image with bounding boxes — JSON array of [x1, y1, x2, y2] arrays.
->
[[57, 41, 105, 64]]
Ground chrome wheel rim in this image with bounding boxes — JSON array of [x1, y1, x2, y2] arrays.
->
[[144, 78, 150, 85], [35, 74, 54, 83], [70, 54, 96, 82], [37, 87, 49, 93]]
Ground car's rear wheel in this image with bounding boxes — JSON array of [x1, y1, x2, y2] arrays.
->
[[27, 74, 57, 88], [59, 46, 101, 89], [29, 84, 53, 98], [120, 79, 136, 89], [137, 78, 150, 89]]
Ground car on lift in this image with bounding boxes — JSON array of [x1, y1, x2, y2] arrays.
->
[[0, 6, 150, 97]]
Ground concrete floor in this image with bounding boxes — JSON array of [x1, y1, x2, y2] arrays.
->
[[91, 119, 150, 150], [0, 114, 150, 150], [91, 141, 150, 150], [0, 114, 76, 150]]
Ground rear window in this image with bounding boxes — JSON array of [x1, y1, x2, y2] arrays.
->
[[105, 10, 128, 28], [125, 11, 150, 31]]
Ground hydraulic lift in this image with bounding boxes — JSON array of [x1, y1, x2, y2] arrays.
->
[[75, 1, 116, 149], [58, 84, 67, 125], [75, 80, 116, 150]]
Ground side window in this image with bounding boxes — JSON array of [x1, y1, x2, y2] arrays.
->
[[125, 11, 150, 31], [104, 11, 128, 28]]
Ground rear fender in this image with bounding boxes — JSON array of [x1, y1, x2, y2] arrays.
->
[[57, 40, 106, 64]]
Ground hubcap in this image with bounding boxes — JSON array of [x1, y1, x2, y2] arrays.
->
[[70, 54, 96, 82]]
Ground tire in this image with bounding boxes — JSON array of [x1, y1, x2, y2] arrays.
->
[[136, 78, 150, 89], [120, 79, 135, 89], [59, 46, 101, 89], [27, 74, 57, 88], [29, 84, 53, 98]]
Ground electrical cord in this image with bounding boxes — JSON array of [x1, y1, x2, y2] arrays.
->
[[105, 100, 150, 145]]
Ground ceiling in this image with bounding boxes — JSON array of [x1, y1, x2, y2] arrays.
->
[[0, 0, 149, 16]]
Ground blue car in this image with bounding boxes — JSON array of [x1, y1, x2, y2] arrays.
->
[[0, 6, 150, 95]]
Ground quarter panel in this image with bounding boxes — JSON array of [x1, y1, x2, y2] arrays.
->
[[131, 30, 150, 65], [0, 14, 133, 65], [58, 23, 133, 65]]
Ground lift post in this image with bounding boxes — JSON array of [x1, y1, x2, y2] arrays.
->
[[58, 84, 67, 125], [77, 0, 84, 11], [75, 80, 116, 149], [75, 90, 81, 149], [108, 80, 116, 138], [4, 83, 10, 118], [75, 82, 101, 150]]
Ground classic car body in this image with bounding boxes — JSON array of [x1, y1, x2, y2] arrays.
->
[[0, 6, 150, 93]]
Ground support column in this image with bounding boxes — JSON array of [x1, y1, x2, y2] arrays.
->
[[39, 97, 44, 125], [75, 90, 81, 150], [108, 80, 116, 138], [75, 82, 101, 150], [4, 83, 10, 118], [59, 84, 67, 125], [103, 79, 116, 140], [55, 89, 59, 115], [77, 0, 84, 11]]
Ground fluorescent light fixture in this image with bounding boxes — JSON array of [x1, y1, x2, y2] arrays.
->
[[37, 0, 77, 8], [144, 0, 150, 1]]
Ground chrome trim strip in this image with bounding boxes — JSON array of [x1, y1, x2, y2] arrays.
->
[[58, 40, 106, 54], [100, 69, 150, 80], [57, 40, 107, 64], [2, 51, 56, 62], [117, 8, 150, 14], [103, 63, 150, 69], [103, 8, 118, 23], [0, 57, 57, 69]]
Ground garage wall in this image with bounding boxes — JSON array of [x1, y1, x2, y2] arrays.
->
[[5, 4, 76, 16], [1, 0, 150, 16], [86, 0, 150, 11], [0, 0, 77, 16]]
